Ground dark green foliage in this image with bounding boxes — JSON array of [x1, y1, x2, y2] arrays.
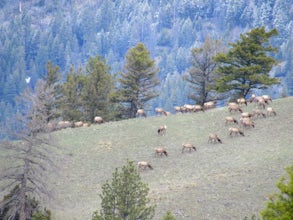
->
[[214, 27, 280, 98], [162, 210, 176, 220], [260, 165, 293, 220], [116, 43, 160, 118], [83, 56, 116, 122], [59, 66, 85, 121], [92, 160, 155, 220]]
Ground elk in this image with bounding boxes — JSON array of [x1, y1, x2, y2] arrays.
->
[[208, 133, 222, 144]]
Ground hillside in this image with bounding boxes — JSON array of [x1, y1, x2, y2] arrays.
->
[[40, 97, 293, 220]]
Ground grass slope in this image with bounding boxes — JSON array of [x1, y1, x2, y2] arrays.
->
[[43, 97, 293, 219]]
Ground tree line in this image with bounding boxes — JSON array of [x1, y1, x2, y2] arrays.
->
[[0, 0, 293, 125]]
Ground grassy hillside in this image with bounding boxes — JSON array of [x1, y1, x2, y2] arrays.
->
[[21, 97, 293, 219]]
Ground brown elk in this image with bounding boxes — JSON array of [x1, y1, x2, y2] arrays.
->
[[208, 133, 222, 144], [155, 107, 168, 116], [225, 116, 238, 125], [181, 143, 197, 153], [157, 125, 167, 135], [237, 98, 247, 106], [154, 147, 168, 157], [94, 116, 105, 124], [240, 117, 255, 128], [267, 107, 277, 116], [137, 161, 153, 170], [136, 109, 147, 118], [228, 104, 243, 113], [229, 127, 245, 137]]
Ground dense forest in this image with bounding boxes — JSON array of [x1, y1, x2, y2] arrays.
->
[[0, 0, 293, 122]]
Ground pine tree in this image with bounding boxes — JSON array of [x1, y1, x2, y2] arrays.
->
[[82, 56, 115, 122], [261, 165, 293, 220], [116, 43, 160, 118], [92, 160, 155, 220], [214, 27, 280, 99]]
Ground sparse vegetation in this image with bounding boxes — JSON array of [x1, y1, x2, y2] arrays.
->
[[1, 97, 293, 220]]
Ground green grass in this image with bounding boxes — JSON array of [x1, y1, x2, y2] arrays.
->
[[3, 97, 293, 220]]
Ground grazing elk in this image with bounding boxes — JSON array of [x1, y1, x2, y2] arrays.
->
[[94, 116, 105, 124], [229, 127, 245, 137], [154, 147, 168, 157], [225, 116, 238, 125], [237, 98, 247, 106], [136, 109, 147, 118], [266, 107, 277, 116], [208, 133, 222, 144], [181, 143, 197, 153], [155, 107, 168, 116], [137, 161, 153, 170], [252, 109, 266, 119], [203, 101, 216, 110], [228, 104, 243, 113], [240, 117, 255, 128], [158, 125, 167, 135]]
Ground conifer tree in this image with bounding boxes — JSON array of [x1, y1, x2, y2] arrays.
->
[[82, 56, 115, 122], [261, 165, 293, 220], [116, 43, 160, 118], [92, 160, 155, 220], [214, 27, 280, 99]]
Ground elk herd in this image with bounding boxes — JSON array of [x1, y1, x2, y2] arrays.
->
[[136, 94, 277, 171], [48, 93, 277, 171]]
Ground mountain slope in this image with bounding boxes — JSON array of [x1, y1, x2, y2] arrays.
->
[[41, 97, 293, 219]]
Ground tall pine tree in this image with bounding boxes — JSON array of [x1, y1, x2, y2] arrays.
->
[[116, 43, 160, 118], [214, 27, 280, 99]]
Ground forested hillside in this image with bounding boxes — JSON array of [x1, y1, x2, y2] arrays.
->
[[0, 0, 292, 121]]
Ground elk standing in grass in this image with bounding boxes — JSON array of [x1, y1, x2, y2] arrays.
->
[[208, 133, 222, 144], [157, 125, 167, 135], [181, 143, 197, 153], [225, 116, 238, 125], [229, 127, 245, 137], [136, 109, 147, 118], [154, 147, 168, 157], [137, 161, 153, 170]]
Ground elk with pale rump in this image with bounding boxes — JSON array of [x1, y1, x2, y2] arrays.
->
[[181, 143, 197, 153], [225, 116, 238, 125], [155, 107, 168, 116], [154, 147, 168, 157], [208, 133, 222, 144], [157, 125, 167, 135], [94, 116, 105, 124], [137, 161, 153, 170], [229, 127, 245, 137], [136, 109, 147, 118], [267, 107, 277, 116]]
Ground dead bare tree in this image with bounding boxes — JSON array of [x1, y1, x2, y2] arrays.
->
[[0, 79, 58, 220]]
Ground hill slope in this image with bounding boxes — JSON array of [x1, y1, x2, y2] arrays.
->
[[47, 97, 293, 220]]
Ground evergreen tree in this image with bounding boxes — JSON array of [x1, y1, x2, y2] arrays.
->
[[92, 160, 155, 220], [183, 36, 225, 105], [261, 165, 293, 220], [82, 56, 115, 122], [59, 66, 85, 121], [116, 43, 160, 118], [214, 27, 280, 99]]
